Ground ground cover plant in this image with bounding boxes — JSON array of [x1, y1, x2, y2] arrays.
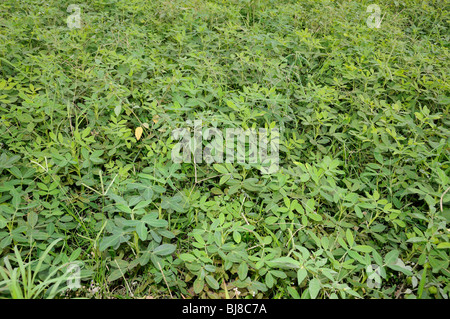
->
[[0, 0, 449, 299]]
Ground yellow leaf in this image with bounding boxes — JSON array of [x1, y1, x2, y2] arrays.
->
[[135, 126, 143, 141], [152, 114, 160, 124]]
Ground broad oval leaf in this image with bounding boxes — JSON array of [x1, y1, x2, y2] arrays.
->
[[193, 278, 204, 294], [308, 278, 321, 299], [152, 243, 176, 256], [238, 262, 248, 280], [266, 257, 301, 269], [297, 268, 308, 285], [205, 275, 219, 290], [179, 253, 196, 262]]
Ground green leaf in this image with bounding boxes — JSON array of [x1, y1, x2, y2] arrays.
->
[[263, 236, 272, 245], [346, 288, 362, 299], [304, 198, 315, 213], [133, 200, 152, 210], [353, 245, 373, 253], [99, 233, 130, 251], [354, 205, 363, 218], [233, 231, 241, 243], [292, 201, 304, 214], [372, 250, 383, 266], [265, 216, 278, 225], [338, 236, 348, 250], [37, 182, 48, 191], [348, 250, 366, 264], [141, 214, 168, 228], [242, 178, 261, 191], [271, 270, 287, 279], [179, 253, 196, 262], [0, 215, 7, 229], [193, 278, 204, 294], [320, 237, 329, 250], [213, 164, 228, 174], [346, 229, 354, 247], [297, 268, 307, 284], [136, 222, 147, 241], [205, 275, 219, 290], [27, 211, 38, 228], [238, 262, 248, 280], [387, 264, 413, 276], [265, 272, 274, 288], [219, 175, 231, 185], [417, 264, 428, 298], [406, 237, 427, 243], [153, 244, 176, 256], [108, 269, 123, 282], [299, 174, 310, 183], [308, 278, 321, 299], [436, 242, 450, 249], [158, 229, 175, 239], [117, 204, 132, 214], [266, 257, 301, 269], [373, 190, 380, 201], [384, 250, 399, 265], [307, 213, 323, 222], [204, 264, 216, 272], [283, 197, 291, 208], [287, 286, 300, 299], [114, 104, 122, 116], [69, 247, 82, 262]]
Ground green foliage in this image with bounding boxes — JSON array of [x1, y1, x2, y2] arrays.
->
[[0, 0, 449, 299], [0, 239, 90, 298]]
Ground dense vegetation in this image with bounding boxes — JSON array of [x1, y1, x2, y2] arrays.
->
[[0, 0, 448, 299]]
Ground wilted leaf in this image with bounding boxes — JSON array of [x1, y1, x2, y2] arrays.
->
[[135, 126, 143, 141]]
